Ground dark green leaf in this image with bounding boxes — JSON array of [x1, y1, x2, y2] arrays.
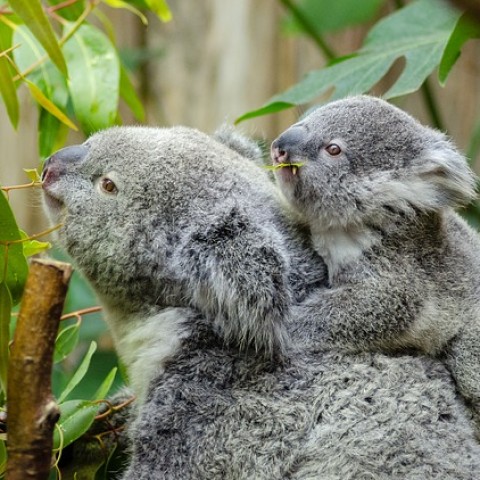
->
[[439, 13, 480, 85], [238, 0, 460, 122], [0, 439, 6, 476], [58, 341, 97, 402], [0, 282, 12, 394], [0, 22, 19, 128], [235, 102, 295, 124], [53, 400, 98, 449], [283, 0, 385, 35], [63, 23, 120, 134], [8, 0, 67, 74], [54, 323, 81, 364], [144, 0, 172, 22], [119, 63, 145, 121], [38, 109, 69, 160], [0, 190, 28, 305], [93, 367, 117, 400]]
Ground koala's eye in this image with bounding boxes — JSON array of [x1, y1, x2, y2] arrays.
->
[[100, 177, 118, 194], [325, 143, 342, 156]]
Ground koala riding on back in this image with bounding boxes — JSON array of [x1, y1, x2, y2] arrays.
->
[[272, 95, 480, 434]]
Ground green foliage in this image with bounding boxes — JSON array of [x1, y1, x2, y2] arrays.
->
[[238, 0, 467, 123], [283, 0, 385, 35], [63, 22, 120, 135], [0, 191, 28, 305], [8, 0, 67, 74], [0, 1, 171, 477]]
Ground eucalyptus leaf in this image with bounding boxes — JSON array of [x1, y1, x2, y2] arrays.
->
[[283, 0, 385, 35], [19, 230, 50, 258], [53, 399, 99, 449], [439, 13, 480, 85], [26, 79, 77, 129], [144, 0, 172, 22], [237, 0, 460, 122], [0, 22, 19, 128], [0, 282, 12, 394], [39, 109, 69, 159], [8, 0, 67, 74], [13, 25, 69, 108], [0, 190, 28, 305], [0, 439, 6, 476], [63, 22, 120, 134], [57, 341, 97, 403], [93, 367, 117, 400], [54, 322, 80, 364]]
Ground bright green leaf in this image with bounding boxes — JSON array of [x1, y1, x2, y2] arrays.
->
[[0, 23, 19, 128], [237, 0, 460, 122], [439, 13, 480, 85], [23, 168, 41, 183], [0, 282, 12, 394], [25, 79, 78, 130], [0, 191, 28, 305], [119, 63, 145, 121], [22, 238, 51, 257], [19, 229, 51, 257], [53, 399, 98, 449], [57, 341, 97, 403], [102, 0, 148, 24], [8, 0, 67, 75], [54, 323, 80, 364], [93, 367, 117, 400], [63, 23, 120, 134], [144, 0, 171, 22], [283, 0, 385, 35]]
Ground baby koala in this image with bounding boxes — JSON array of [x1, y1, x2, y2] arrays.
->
[[271, 95, 480, 433]]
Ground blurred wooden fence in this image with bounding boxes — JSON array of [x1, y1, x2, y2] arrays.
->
[[1, 0, 480, 233]]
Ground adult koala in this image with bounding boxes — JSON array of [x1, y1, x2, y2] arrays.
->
[[42, 126, 480, 479]]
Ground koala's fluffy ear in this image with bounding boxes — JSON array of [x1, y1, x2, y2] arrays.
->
[[411, 139, 477, 209], [213, 125, 263, 163]]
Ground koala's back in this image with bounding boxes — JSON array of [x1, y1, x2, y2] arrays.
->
[[125, 332, 480, 480]]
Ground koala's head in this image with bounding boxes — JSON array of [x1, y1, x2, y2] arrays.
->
[[42, 126, 276, 313], [271, 96, 476, 230]]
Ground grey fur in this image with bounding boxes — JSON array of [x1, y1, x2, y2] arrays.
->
[[42, 125, 480, 478], [272, 95, 480, 435]]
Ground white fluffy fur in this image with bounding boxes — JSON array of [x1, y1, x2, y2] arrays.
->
[[104, 306, 191, 402]]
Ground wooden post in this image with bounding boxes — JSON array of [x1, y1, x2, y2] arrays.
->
[[6, 259, 72, 480]]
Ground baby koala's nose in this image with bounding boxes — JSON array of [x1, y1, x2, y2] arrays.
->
[[271, 146, 289, 164], [42, 145, 89, 181], [271, 126, 304, 164]]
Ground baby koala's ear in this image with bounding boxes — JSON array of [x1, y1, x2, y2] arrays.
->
[[213, 125, 264, 164], [411, 139, 477, 209]]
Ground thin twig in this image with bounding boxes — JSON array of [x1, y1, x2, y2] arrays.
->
[[1, 181, 42, 193], [60, 306, 102, 322]]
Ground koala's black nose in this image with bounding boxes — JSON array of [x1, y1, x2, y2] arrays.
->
[[271, 126, 304, 164], [42, 145, 89, 181]]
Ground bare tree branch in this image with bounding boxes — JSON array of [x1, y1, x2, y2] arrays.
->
[[6, 259, 72, 480]]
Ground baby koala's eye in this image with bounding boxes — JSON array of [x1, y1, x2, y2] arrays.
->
[[100, 177, 118, 194], [325, 143, 342, 156]]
